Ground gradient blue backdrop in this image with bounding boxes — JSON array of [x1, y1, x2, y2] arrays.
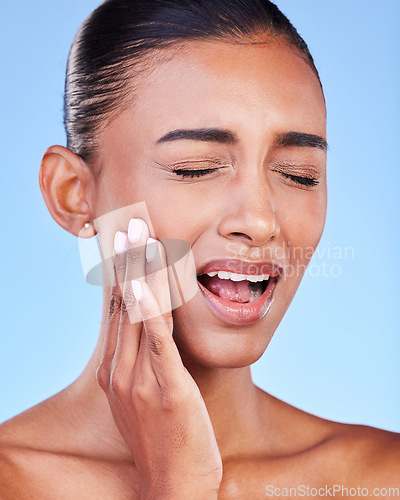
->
[[1, 1, 399, 430]]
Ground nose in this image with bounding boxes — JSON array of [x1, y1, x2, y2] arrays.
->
[[217, 170, 280, 247]]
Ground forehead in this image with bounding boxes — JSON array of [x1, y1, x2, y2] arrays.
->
[[108, 40, 326, 148]]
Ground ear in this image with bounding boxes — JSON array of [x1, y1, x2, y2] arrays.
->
[[39, 145, 96, 237]]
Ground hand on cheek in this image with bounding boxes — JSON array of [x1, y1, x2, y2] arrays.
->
[[96, 218, 223, 498]]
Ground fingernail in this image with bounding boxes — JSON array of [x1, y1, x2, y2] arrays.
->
[[128, 219, 145, 243], [146, 238, 158, 262], [114, 231, 127, 254], [131, 280, 143, 301]]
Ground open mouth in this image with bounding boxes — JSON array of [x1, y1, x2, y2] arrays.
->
[[197, 271, 274, 304], [195, 261, 281, 325]]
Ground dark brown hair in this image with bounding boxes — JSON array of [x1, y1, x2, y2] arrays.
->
[[64, 0, 322, 162]]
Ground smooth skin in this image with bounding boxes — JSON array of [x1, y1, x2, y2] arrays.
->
[[0, 39, 399, 499]]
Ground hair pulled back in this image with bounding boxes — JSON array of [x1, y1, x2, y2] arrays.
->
[[64, 0, 321, 162]]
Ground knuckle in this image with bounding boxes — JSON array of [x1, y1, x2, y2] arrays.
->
[[164, 378, 199, 408], [126, 248, 141, 266], [146, 271, 159, 286], [113, 253, 126, 274], [110, 365, 128, 396], [147, 333, 165, 356], [166, 386, 186, 405], [96, 364, 110, 391], [131, 381, 149, 404], [160, 394, 175, 411], [159, 386, 187, 410], [121, 289, 137, 313], [108, 290, 122, 319]]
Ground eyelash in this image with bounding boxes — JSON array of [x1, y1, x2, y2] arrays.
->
[[173, 168, 319, 186], [172, 168, 219, 178], [280, 172, 319, 187]]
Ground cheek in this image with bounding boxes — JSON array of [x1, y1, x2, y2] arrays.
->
[[276, 186, 327, 262], [136, 183, 205, 241], [136, 168, 231, 241]]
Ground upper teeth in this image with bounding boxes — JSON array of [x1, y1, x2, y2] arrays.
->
[[204, 271, 270, 283]]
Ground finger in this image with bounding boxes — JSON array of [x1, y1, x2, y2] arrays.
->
[[121, 218, 149, 324], [132, 280, 187, 389], [110, 274, 148, 384], [113, 231, 128, 292], [145, 238, 173, 334], [110, 218, 150, 380], [97, 233, 127, 390]]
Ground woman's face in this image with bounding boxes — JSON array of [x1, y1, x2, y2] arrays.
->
[[94, 39, 327, 369]]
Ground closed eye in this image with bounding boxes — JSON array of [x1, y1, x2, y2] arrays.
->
[[280, 172, 319, 186], [172, 168, 219, 178], [172, 164, 320, 186], [270, 162, 321, 188]]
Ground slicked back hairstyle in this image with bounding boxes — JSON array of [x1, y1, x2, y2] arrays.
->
[[64, 0, 322, 162]]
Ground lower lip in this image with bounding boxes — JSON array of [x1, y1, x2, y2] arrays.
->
[[197, 277, 277, 326]]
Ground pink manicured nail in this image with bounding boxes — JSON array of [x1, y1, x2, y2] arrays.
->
[[114, 231, 127, 254], [131, 280, 143, 301], [128, 218, 145, 243], [146, 238, 158, 262]]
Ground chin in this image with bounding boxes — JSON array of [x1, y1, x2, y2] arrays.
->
[[171, 296, 285, 370]]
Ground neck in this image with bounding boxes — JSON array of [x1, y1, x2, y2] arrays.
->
[[178, 359, 270, 461]]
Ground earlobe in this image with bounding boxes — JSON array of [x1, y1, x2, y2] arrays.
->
[[39, 145, 96, 237]]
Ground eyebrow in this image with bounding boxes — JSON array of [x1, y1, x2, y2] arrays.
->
[[156, 127, 327, 151], [156, 128, 238, 144], [275, 131, 328, 151]]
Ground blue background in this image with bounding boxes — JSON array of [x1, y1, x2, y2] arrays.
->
[[1, 1, 399, 430]]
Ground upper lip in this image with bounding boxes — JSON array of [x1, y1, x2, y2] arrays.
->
[[197, 259, 282, 278]]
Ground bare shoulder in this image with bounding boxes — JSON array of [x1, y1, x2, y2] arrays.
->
[[327, 421, 400, 485], [0, 410, 41, 499], [257, 388, 400, 483], [0, 401, 64, 499], [0, 402, 138, 500], [0, 446, 24, 500], [0, 396, 63, 455], [0, 402, 91, 499], [219, 389, 399, 499]]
